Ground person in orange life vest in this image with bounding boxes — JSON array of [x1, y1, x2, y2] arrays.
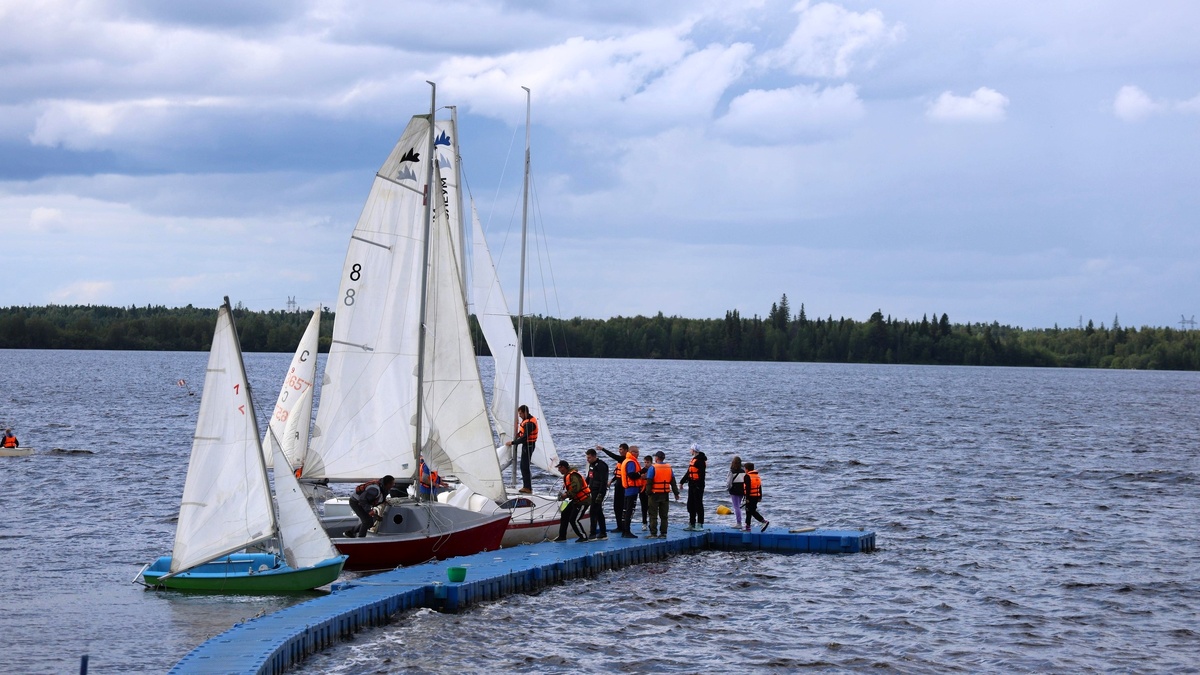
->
[[554, 460, 590, 543], [584, 448, 609, 540], [417, 458, 447, 499], [344, 474, 395, 538], [644, 450, 679, 538], [742, 462, 769, 532], [679, 443, 707, 531], [618, 446, 647, 538], [597, 443, 628, 533], [2, 428, 17, 449], [503, 405, 538, 494]]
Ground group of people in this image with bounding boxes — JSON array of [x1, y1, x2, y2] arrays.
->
[[551, 442, 768, 543]]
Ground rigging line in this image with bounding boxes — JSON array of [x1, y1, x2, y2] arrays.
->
[[529, 170, 570, 359], [375, 172, 425, 195]]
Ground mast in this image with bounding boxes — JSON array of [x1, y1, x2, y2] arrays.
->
[[415, 81, 437, 502], [510, 86, 531, 487]]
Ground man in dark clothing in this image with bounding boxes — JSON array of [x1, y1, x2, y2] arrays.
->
[[504, 405, 538, 494], [555, 460, 590, 542], [680, 443, 707, 531], [584, 448, 609, 540], [597, 443, 627, 534], [345, 474, 395, 538]]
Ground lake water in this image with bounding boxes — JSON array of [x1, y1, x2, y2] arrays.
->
[[0, 351, 1197, 673]]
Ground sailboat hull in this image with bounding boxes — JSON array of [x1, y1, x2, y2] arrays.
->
[[141, 553, 347, 592], [325, 501, 511, 571]]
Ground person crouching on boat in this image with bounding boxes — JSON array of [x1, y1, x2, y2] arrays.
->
[[554, 460, 590, 543], [2, 428, 17, 449], [345, 475, 394, 538]]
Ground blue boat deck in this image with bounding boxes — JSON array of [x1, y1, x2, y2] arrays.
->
[[170, 526, 875, 674]]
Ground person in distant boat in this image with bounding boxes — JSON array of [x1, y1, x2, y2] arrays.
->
[[504, 405, 538, 494], [2, 428, 17, 449], [584, 448, 609, 540], [742, 462, 769, 532], [680, 443, 707, 531], [597, 443, 628, 534], [645, 451, 679, 538], [345, 474, 395, 538], [417, 458, 448, 499], [618, 446, 647, 538], [727, 456, 746, 530], [554, 460, 590, 543]]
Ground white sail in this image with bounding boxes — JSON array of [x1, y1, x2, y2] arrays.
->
[[270, 430, 340, 568], [420, 159, 507, 501], [469, 205, 560, 472], [263, 308, 320, 470], [303, 116, 432, 482], [170, 303, 275, 574]]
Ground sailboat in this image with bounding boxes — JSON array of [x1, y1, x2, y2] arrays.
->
[[434, 89, 577, 546], [262, 307, 320, 474], [299, 87, 511, 571], [139, 298, 347, 591]]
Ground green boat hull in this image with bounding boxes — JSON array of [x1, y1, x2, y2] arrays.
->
[[141, 553, 346, 592]]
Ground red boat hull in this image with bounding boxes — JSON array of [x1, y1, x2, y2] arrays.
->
[[332, 504, 511, 571]]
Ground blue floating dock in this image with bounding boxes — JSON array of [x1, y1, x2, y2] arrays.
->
[[170, 527, 875, 674]]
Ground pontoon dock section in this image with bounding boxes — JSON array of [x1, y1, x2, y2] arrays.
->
[[170, 527, 876, 675]]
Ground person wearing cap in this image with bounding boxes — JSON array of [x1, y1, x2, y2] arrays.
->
[[680, 443, 707, 531], [584, 448, 609, 540], [554, 460, 590, 543], [2, 428, 18, 450], [644, 450, 679, 538]]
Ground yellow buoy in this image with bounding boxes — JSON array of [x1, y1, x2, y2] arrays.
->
[[715, 505, 732, 515]]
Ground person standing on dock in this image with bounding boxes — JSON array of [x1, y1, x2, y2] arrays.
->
[[345, 474, 395, 538], [727, 456, 746, 529], [645, 451, 679, 538], [618, 446, 646, 538], [554, 460, 591, 542], [584, 448, 609, 540], [597, 443, 627, 534], [504, 405, 538, 494], [680, 443, 706, 531], [742, 462, 769, 532]]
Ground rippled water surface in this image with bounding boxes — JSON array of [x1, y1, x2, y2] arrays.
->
[[1, 352, 1197, 673]]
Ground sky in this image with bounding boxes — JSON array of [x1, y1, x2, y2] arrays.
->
[[2, 0, 1198, 329]]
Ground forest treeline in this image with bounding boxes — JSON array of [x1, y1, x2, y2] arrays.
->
[[1, 295, 1197, 370]]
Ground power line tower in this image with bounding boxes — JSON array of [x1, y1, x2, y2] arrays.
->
[[287, 296, 297, 312], [1181, 314, 1197, 330]]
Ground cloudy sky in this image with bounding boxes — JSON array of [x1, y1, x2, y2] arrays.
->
[[3, 1, 1198, 329]]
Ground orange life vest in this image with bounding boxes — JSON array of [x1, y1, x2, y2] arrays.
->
[[563, 469, 591, 502], [620, 456, 645, 490], [687, 457, 701, 481], [2, 435, 16, 449], [517, 415, 539, 443], [746, 470, 762, 498], [650, 463, 674, 494]]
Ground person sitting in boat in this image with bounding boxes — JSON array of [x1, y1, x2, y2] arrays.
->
[[2, 428, 17, 449], [417, 458, 448, 499], [344, 475, 395, 538]]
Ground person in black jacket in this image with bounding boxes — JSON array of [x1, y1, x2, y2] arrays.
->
[[344, 475, 395, 538], [680, 443, 707, 531], [596, 443, 627, 534], [584, 448, 609, 540]]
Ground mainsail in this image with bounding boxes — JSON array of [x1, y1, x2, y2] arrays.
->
[[263, 307, 320, 470], [269, 431, 341, 568], [170, 302, 275, 574]]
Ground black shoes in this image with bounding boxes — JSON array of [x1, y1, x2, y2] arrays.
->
[[552, 536, 568, 542], [761, 521, 770, 532], [575, 537, 589, 543], [621, 532, 638, 538]]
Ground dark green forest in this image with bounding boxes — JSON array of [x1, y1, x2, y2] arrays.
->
[[1, 295, 1197, 370]]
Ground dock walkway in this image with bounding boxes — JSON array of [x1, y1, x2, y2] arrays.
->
[[170, 526, 875, 674]]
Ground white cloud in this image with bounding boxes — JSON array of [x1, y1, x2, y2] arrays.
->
[[715, 83, 864, 143], [760, 1, 904, 78], [926, 87, 1009, 123], [29, 206, 65, 231], [48, 281, 115, 305], [1112, 85, 1161, 122]]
